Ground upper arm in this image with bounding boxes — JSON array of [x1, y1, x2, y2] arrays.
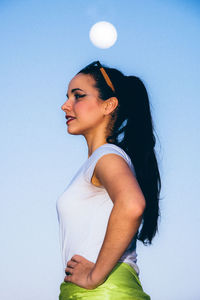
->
[[94, 153, 146, 214]]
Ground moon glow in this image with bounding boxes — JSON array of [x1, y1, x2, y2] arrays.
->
[[89, 21, 117, 49]]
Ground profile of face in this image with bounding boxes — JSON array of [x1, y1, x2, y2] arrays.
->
[[61, 73, 118, 138]]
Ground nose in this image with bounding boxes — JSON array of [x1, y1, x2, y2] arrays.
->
[[61, 99, 72, 112]]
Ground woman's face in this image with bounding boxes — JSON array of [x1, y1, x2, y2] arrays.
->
[[61, 73, 108, 137]]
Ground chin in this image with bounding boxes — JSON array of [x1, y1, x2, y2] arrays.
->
[[67, 127, 82, 135]]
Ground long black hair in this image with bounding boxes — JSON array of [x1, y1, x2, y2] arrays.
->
[[77, 62, 162, 246]]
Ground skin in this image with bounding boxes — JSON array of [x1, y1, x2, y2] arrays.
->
[[61, 73, 118, 158], [61, 73, 146, 289]]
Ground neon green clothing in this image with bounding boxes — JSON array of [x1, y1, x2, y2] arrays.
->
[[59, 262, 150, 300]]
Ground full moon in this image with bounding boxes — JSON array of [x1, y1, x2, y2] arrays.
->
[[89, 21, 117, 49]]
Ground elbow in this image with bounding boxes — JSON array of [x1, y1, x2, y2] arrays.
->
[[129, 197, 146, 218], [113, 194, 146, 218]]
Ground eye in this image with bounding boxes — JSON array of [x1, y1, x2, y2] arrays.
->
[[74, 93, 86, 100]]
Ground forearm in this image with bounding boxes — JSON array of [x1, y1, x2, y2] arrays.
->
[[91, 202, 143, 284]]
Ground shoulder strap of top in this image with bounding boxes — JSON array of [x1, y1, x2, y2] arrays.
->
[[83, 144, 136, 185]]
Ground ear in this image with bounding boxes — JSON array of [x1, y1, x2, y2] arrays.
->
[[104, 97, 119, 115]]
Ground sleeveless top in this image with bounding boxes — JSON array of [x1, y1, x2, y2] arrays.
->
[[56, 143, 140, 276]]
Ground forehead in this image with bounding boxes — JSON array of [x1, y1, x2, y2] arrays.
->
[[68, 73, 97, 93]]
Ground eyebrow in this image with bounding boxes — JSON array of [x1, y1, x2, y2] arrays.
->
[[66, 88, 85, 98]]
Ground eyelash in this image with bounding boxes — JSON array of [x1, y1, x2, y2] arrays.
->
[[66, 94, 86, 101], [74, 94, 85, 100]]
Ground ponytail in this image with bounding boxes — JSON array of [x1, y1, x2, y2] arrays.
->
[[77, 63, 162, 245]]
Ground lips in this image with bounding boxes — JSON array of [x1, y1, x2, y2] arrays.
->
[[66, 117, 76, 125], [65, 115, 76, 125], [65, 115, 76, 120]]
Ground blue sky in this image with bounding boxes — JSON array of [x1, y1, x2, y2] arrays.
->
[[0, 0, 200, 299]]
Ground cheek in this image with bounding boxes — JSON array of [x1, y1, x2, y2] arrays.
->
[[76, 102, 100, 118]]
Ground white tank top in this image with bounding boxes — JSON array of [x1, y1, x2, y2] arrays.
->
[[56, 143, 140, 276]]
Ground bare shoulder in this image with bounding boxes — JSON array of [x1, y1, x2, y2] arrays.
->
[[92, 153, 128, 188], [93, 153, 146, 209]]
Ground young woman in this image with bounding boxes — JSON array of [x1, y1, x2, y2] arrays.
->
[[56, 61, 161, 299]]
